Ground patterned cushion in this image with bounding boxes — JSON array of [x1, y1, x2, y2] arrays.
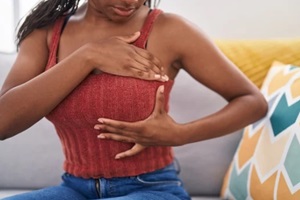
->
[[221, 62, 300, 199]]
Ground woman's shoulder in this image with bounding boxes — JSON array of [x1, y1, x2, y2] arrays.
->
[[155, 10, 195, 31], [154, 10, 206, 42], [151, 10, 209, 56]]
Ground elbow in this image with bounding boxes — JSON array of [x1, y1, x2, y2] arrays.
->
[[0, 128, 15, 141], [0, 120, 6, 140], [254, 93, 268, 121], [0, 126, 9, 141], [0, 136, 8, 141], [0, 116, 7, 140], [0, 117, 30, 141], [0, 132, 8, 141], [0, 118, 14, 141], [261, 97, 268, 117]]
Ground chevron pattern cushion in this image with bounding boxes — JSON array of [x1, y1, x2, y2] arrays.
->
[[221, 62, 300, 199]]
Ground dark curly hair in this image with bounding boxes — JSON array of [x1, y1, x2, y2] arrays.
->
[[16, 0, 161, 47]]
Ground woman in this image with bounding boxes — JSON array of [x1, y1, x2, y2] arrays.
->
[[0, 0, 268, 199]]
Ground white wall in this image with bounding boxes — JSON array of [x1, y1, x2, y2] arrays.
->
[[1, 0, 299, 53], [159, 0, 300, 39], [0, 0, 41, 53], [0, 1, 16, 53]]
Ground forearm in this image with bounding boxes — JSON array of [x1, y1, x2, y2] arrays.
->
[[0, 50, 93, 140], [180, 94, 268, 144]]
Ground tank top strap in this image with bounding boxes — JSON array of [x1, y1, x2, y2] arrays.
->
[[46, 10, 162, 67], [133, 9, 163, 49], [46, 16, 67, 68]]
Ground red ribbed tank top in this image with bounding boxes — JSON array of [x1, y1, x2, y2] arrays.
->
[[45, 9, 174, 178]]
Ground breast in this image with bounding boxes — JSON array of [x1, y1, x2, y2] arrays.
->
[[46, 73, 173, 128]]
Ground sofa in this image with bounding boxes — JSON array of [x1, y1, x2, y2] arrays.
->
[[1, 39, 300, 200]]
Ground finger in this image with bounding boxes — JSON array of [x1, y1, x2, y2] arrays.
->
[[129, 67, 167, 82], [94, 124, 133, 137], [153, 85, 165, 115], [115, 144, 146, 159], [132, 54, 160, 74], [96, 118, 141, 133], [132, 46, 163, 74], [98, 133, 135, 143], [116, 32, 141, 44]]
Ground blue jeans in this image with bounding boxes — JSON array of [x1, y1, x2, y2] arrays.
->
[[3, 163, 191, 200]]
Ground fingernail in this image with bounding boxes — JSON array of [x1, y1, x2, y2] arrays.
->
[[115, 155, 121, 159], [94, 125, 100, 130], [154, 74, 161, 79], [160, 85, 164, 93], [98, 118, 104, 123], [133, 31, 140, 36], [98, 135, 105, 139], [163, 75, 169, 81]]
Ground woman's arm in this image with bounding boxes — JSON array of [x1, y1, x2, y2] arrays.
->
[[158, 14, 268, 143], [94, 13, 268, 156], [0, 29, 166, 140], [0, 28, 94, 140]]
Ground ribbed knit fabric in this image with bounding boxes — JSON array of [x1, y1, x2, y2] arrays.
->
[[45, 9, 174, 178]]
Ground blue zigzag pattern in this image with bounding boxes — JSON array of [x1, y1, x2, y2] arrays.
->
[[270, 94, 300, 136]]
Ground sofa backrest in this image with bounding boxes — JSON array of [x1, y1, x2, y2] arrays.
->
[[0, 52, 242, 197]]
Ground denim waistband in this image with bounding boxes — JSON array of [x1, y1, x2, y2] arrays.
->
[[60, 161, 190, 199]]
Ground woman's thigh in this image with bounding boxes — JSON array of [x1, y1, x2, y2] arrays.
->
[[2, 186, 86, 200]]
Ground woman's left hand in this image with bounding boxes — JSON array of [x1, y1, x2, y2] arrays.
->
[[94, 85, 185, 159]]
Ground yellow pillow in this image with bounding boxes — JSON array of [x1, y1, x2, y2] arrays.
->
[[221, 62, 300, 199], [216, 39, 300, 88]]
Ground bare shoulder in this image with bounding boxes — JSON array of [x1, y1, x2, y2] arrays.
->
[[1, 27, 50, 95], [153, 12, 192, 41], [152, 11, 214, 59], [155, 11, 207, 40], [17, 26, 50, 71], [19, 25, 49, 57], [155, 12, 194, 29]]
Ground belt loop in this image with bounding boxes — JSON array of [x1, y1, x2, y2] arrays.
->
[[95, 179, 101, 198]]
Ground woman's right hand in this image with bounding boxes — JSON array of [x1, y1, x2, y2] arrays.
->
[[84, 32, 168, 82]]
